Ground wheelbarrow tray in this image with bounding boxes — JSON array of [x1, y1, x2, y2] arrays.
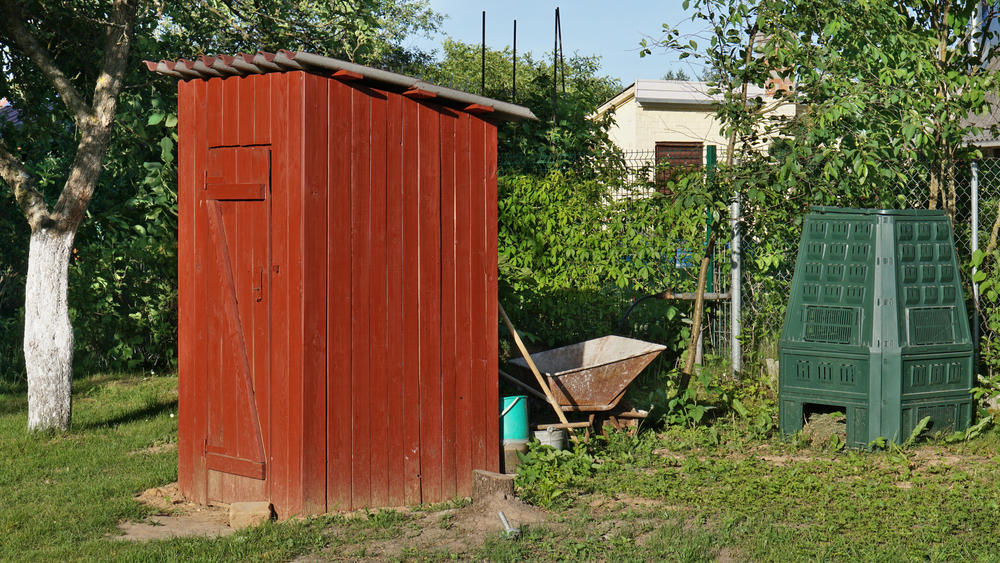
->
[[510, 335, 666, 411]]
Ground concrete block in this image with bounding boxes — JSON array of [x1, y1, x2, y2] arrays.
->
[[502, 442, 529, 474], [228, 501, 273, 530]]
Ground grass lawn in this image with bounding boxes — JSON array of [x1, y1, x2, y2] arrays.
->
[[3, 373, 1000, 561]]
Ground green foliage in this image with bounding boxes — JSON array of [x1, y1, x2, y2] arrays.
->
[[971, 246, 1000, 409], [902, 415, 932, 448], [0, 1, 443, 381], [69, 93, 179, 373], [645, 0, 1000, 387], [152, 0, 441, 69], [514, 440, 598, 509], [498, 168, 716, 351]]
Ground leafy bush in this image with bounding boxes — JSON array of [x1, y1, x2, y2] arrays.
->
[[514, 440, 598, 509], [498, 169, 710, 354]]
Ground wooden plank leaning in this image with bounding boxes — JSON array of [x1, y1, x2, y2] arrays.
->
[[498, 303, 570, 426]]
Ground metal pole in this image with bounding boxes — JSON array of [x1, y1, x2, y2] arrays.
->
[[972, 159, 981, 348], [481, 11, 486, 96], [730, 165, 742, 376], [552, 8, 558, 124]]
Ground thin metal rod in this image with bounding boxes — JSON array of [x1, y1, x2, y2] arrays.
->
[[481, 11, 486, 95], [552, 8, 558, 124]]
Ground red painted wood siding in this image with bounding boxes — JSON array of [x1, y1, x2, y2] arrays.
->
[[316, 78, 499, 508], [177, 71, 499, 518]]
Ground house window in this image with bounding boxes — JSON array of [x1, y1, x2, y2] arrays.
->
[[654, 141, 703, 190]]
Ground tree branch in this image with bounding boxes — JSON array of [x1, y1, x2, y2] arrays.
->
[[0, 1, 90, 127], [0, 137, 52, 230], [52, 0, 138, 230]]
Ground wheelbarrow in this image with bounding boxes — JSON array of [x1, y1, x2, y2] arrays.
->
[[505, 334, 666, 434]]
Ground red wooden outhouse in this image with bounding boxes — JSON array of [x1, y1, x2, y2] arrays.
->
[[147, 51, 535, 516]]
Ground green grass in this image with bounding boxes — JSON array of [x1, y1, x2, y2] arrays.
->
[[0, 374, 352, 562], [5, 374, 1000, 561], [475, 424, 1000, 562]]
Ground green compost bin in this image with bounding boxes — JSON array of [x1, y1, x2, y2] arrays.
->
[[779, 207, 973, 447]]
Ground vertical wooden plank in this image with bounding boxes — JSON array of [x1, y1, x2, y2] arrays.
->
[[250, 74, 270, 146], [218, 150, 240, 461], [285, 72, 306, 514], [206, 78, 223, 148], [247, 147, 270, 472], [234, 149, 253, 463], [190, 79, 210, 505], [238, 77, 254, 146], [176, 79, 197, 501], [368, 90, 390, 508], [301, 73, 329, 513], [453, 112, 474, 495], [327, 79, 354, 511], [249, 77, 271, 488], [483, 121, 500, 473], [438, 109, 458, 499], [269, 72, 292, 515], [384, 92, 406, 506], [468, 117, 488, 473], [400, 97, 423, 505], [351, 86, 373, 509], [417, 102, 443, 503], [222, 77, 239, 146]]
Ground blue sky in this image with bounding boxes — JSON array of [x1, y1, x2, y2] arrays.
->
[[404, 1, 709, 86]]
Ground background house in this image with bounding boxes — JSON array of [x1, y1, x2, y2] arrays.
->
[[595, 79, 794, 174]]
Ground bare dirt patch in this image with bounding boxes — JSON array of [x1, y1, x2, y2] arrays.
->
[[758, 454, 814, 466], [114, 482, 233, 541], [303, 494, 551, 561], [128, 442, 177, 456]]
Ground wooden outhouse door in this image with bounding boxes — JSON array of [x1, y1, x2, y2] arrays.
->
[[202, 145, 271, 482]]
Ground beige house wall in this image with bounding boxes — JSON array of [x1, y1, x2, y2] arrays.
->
[[609, 101, 728, 154], [603, 89, 796, 158]]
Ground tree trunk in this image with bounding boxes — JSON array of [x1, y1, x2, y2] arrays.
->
[[24, 227, 75, 431]]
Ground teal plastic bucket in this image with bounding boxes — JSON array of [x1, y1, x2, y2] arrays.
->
[[500, 395, 529, 443]]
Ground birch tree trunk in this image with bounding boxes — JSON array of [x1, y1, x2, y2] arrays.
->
[[24, 228, 75, 431], [0, 0, 137, 431]]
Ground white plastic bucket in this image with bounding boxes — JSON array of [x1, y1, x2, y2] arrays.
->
[[533, 428, 567, 450]]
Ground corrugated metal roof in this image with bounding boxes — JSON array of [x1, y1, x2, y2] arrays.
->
[[963, 92, 1000, 147], [144, 50, 536, 122], [634, 79, 767, 106]]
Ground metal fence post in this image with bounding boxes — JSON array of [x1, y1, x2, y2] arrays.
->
[[972, 159, 980, 349], [730, 160, 742, 376]]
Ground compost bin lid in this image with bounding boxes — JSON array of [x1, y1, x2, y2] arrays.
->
[[810, 206, 948, 217]]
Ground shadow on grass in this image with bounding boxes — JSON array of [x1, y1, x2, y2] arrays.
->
[[77, 398, 178, 431]]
